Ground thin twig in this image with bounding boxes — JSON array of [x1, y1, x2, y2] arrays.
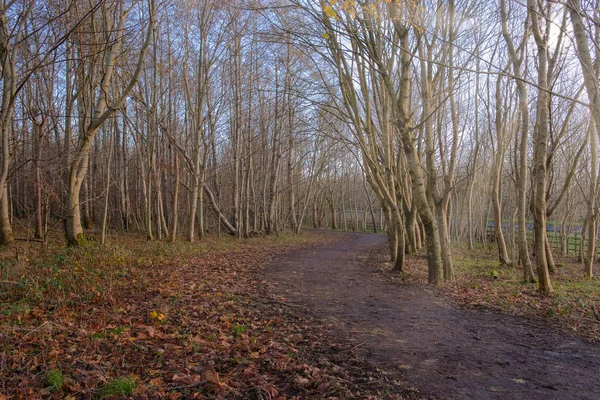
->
[[21, 321, 65, 338], [22, 321, 52, 338], [169, 381, 204, 391]]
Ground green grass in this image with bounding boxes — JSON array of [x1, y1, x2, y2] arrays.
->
[[454, 254, 505, 277], [450, 247, 600, 340], [552, 276, 599, 298], [455, 248, 598, 292], [44, 369, 63, 392], [91, 325, 130, 340], [99, 376, 136, 398]]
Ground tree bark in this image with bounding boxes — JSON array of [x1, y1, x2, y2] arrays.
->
[[568, 0, 600, 278], [491, 74, 511, 266], [530, 0, 553, 293], [500, 0, 535, 282]]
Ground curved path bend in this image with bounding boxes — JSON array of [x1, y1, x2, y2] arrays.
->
[[268, 232, 600, 400]]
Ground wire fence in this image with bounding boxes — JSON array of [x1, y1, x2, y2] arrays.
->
[[486, 224, 599, 256]]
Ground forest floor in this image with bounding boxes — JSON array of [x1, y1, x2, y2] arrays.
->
[[3, 230, 600, 399], [269, 231, 600, 400], [0, 231, 418, 399]]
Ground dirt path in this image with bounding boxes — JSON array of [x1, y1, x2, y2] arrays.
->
[[267, 232, 600, 400]]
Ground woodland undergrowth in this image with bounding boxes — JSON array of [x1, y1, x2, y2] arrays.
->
[[0, 232, 407, 399]]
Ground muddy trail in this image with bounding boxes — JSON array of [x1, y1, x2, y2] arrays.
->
[[267, 232, 600, 400]]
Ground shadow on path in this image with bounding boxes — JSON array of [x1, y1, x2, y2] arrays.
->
[[268, 232, 600, 400]]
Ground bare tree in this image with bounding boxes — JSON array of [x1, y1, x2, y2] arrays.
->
[[65, 0, 155, 245]]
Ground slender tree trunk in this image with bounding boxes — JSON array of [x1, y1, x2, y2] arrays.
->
[[119, 119, 129, 231], [156, 163, 168, 240], [266, 64, 282, 235], [189, 135, 202, 242], [0, 182, 12, 245], [530, 0, 553, 293], [385, 205, 397, 262], [145, 134, 154, 241], [83, 156, 93, 229], [569, 0, 600, 278], [406, 33, 442, 283], [437, 198, 454, 280], [66, 142, 93, 246], [390, 202, 405, 272], [545, 234, 556, 273], [405, 203, 417, 253], [467, 170, 476, 249], [501, 0, 535, 282], [101, 127, 114, 245], [584, 123, 598, 277], [329, 200, 337, 230], [198, 170, 206, 239], [170, 151, 179, 243], [33, 116, 48, 239], [491, 74, 511, 265]]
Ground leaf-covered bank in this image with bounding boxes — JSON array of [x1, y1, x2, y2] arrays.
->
[[1, 232, 407, 399]]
